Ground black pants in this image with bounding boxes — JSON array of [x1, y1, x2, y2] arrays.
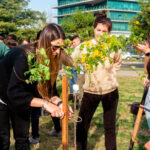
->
[[30, 107, 41, 138], [51, 117, 61, 132], [0, 103, 30, 150], [30, 108, 61, 138], [76, 89, 119, 150]]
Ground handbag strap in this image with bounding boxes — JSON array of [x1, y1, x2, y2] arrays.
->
[[13, 67, 25, 82]]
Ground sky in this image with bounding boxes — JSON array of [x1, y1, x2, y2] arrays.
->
[[28, 0, 57, 23]]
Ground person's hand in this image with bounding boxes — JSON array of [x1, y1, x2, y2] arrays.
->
[[142, 78, 150, 88], [42, 101, 64, 119], [58, 104, 74, 120], [134, 42, 150, 54], [59, 69, 66, 74], [144, 140, 150, 150]]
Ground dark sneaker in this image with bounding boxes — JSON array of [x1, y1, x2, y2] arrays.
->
[[68, 94, 73, 101], [48, 130, 62, 137], [29, 137, 39, 144]]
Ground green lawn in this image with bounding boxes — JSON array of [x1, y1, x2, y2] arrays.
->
[[10, 76, 150, 150]]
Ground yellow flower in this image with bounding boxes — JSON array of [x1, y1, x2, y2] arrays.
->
[[93, 50, 99, 56], [135, 20, 140, 25], [90, 52, 95, 57], [70, 76, 73, 79], [86, 64, 91, 70], [85, 41, 90, 47], [91, 43, 94, 47], [102, 43, 107, 49], [103, 57, 106, 61], [81, 54, 85, 57], [81, 57, 85, 63], [99, 53, 103, 57], [107, 35, 111, 39]]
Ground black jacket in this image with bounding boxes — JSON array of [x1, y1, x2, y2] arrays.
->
[[0, 47, 36, 113], [0, 46, 73, 113]]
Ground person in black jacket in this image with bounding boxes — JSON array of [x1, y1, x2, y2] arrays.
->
[[0, 23, 73, 150]]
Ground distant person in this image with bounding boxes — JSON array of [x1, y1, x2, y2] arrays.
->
[[72, 35, 80, 48], [68, 35, 80, 101], [0, 42, 10, 59], [22, 38, 30, 45], [72, 35, 84, 104], [0, 35, 4, 43], [5, 34, 18, 49]]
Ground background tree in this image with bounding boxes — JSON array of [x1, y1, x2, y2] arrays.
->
[[0, 0, 47, 42], [61, 10, 95, 41], [130, 0, 150, 40]]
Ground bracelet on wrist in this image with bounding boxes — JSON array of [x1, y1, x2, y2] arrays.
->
[[42, 100, 49, 110], [57, 101, 62, 106], [145, 52, 150, 56]]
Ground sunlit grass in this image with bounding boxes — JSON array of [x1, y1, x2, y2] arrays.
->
[[10, 76, 150, 150]]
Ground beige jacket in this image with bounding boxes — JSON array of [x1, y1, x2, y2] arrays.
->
[[71, 39, 122, 95]]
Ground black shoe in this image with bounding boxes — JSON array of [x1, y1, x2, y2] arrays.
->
[[29, 137, 39, 144], [68, 94, 73, 101], [48, 130, 62, 137]]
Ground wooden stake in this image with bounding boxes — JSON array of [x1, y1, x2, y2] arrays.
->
[[132, 105, 144, 142], [62, 76, 68, 150], [129, 105, 144, 150], [129, 85, 149, 150]]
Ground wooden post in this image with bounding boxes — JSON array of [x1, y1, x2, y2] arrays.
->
[[129, 105, 144, 150], [129, 85, 149, 150], [62, 76, 68, 150]]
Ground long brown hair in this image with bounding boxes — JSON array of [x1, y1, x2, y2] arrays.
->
[[37, 23, 65, 99]]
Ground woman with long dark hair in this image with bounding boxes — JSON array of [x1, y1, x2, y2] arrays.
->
[[0, 23, 73, 150]]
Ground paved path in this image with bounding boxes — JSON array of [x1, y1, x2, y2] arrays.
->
[[121, 62, 144, 68], [117, 70, 141, 76], [118, 62, 144, 76]]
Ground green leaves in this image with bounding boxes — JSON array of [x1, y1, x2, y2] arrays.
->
[[38, 48, 47, 58], [131, 65, 148, 81], [138, 72, 148, 81], [74, 33, 125, 73], [127, 33, 144, 46], [63, 39, 74, 55], [0, 0, 46, 42], [24, 48, 50, 84], [129, 0, 150, 42], [117, 35, 127, 51], [61, 10, 95, 41]]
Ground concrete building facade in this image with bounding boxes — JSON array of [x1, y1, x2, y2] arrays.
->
[[53, 0, 140, 37]]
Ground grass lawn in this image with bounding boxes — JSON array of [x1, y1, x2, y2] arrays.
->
[[10, 76, 150, 150]]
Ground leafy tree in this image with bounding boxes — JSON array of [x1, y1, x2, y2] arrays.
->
[[130, 0, 150, 40], [61, 10, 95, 41], [0, 0, 46, 42]]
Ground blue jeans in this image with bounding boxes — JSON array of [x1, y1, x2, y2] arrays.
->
[[144, 86, 150, 129], [68, 69, 77, 94]]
